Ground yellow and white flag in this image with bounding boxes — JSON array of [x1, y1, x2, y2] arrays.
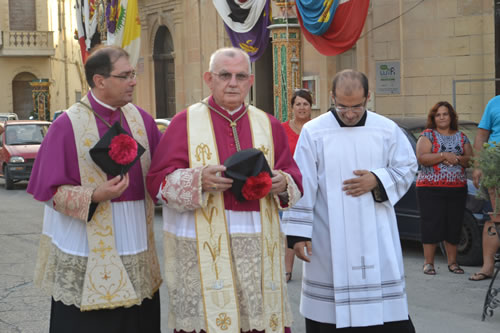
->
[[107, 0, 141, 67]]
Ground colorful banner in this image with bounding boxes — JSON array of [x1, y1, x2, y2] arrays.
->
[[107, 0, 142, 67], [212, 0, 267, 33], [296, 0, 370, 56], [295, 0, 340, 36], [224, 0, 270, 62]]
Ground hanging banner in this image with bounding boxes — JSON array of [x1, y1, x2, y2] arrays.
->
[[295, 0, 340, 36], [74, 0, 89, 63], [224, 0, 271, 62], [296, 0, 370, 56], [107, 0, 142, 67], [212, 0, 267, 33]]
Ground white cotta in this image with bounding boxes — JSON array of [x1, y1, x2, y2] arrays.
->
[[212, 0, 267, 33], [283, 111, 417, 328], [42, 200, 148, 256]]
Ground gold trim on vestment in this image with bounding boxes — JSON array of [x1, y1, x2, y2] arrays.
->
[[188, 100, 241, 333], [66, 96, 155, 311], [187, 100, 284, 333], [248, 106, 285, 332]]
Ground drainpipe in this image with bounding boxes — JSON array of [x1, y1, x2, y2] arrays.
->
[[61, 0, 70, 108], [399, 0, 405, 117]]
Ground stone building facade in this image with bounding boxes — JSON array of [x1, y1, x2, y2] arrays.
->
[[136, 0, 495, 122], [0, 0, 85, 120], [0, 1, 494, 122]]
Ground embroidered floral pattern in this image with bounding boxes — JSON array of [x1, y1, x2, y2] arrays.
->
[[273, 171, 301, 210], [34, 235, 161, 307], [160, 167, 205, 212], [163, 232, 293, 332], [52, 185, 94, 221]]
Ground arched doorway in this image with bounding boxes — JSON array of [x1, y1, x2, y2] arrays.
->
[[12, 72, 36, 120], [153, 26, 175, 119]]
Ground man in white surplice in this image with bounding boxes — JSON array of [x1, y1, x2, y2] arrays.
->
[[283, 70, 417, 332]]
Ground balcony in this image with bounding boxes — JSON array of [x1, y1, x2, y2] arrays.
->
[[0, 30, 55, 57]]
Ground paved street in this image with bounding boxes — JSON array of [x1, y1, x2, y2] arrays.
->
[[0, 179, 499, 332]]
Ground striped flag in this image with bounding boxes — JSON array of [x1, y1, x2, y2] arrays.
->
[[74, 0, 89, 63], [74, 0, 98, 63], [296, 0, 370, 56]]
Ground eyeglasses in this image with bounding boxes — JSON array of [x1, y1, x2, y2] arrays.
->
[[110, 71, 137, 81], [334, 105, 366, 113], [211, 71, 251, 82]]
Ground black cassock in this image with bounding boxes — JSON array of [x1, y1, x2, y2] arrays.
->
[[306, 317, 416, 333]]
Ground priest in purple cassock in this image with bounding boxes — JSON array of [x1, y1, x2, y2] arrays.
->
[[146, 47, 303, 333], [27, 46, 162, 333]]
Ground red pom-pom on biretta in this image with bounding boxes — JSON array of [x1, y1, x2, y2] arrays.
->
[[242, 171, 272, 201], [108, 134, 138, 165]]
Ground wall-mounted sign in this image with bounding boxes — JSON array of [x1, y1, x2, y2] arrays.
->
[[376, 61, 400, 95]]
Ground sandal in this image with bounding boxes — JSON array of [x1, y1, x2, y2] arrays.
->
[[285, 272, 292, 283], [423, 263, 436, 275], [447, 263, 464, 274], [469, 272, 492, 281]]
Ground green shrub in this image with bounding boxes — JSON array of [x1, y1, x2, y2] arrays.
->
[[475, 141, 500, 214]]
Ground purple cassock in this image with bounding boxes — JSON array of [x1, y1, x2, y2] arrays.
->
[[27, 92, 161, 202]]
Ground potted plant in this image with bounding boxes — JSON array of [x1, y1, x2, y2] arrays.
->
[[475, 141, 500, 222]]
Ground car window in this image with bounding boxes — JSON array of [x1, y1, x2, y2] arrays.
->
[[409, 127, 425, 140], [458, 123, 477, 141], [6, 124, 49, 145]]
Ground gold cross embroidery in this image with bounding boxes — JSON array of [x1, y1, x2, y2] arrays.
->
[[92, 239, 112, 259]]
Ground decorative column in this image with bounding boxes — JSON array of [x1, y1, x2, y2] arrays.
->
[[269, 1, 301, 122], [29, 79, 51, 120]]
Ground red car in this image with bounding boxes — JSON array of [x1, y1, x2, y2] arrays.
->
[[0, 120, 50, 189]]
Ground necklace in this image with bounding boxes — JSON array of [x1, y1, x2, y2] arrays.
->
[[201, 101, 247, 151], [289, 119, 301, 134], [78, 101, 122, 128]]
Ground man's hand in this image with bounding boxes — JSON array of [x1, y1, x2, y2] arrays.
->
[[342, 170, 377, 197], [201, 165, 233, 193], [270, 170, 287, 194], [293, 241, 312, 262], [472, 168, 483, 189], [92, 174, 129, 203]]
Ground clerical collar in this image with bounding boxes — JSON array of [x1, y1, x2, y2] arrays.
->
[[91, 91, 119, 111], [203, 98, 248, 151], [223, 105, 243, 115], [330, 108, 368, 127]]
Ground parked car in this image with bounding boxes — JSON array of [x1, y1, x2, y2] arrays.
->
[[155, 118, 171, 134], [391, 117, 488, 266], [0, 113, 19, 122], [52, 110, 65, 121], [0, 120, 50, 189]]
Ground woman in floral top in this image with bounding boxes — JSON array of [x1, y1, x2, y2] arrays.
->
[[416, 101, 472, 275]]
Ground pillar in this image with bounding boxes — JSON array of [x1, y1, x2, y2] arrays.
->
[[269, 0, 301, 122]]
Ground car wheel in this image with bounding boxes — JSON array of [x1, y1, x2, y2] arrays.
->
[[440, 210, 483, 266], [4, 166, 14, 190]]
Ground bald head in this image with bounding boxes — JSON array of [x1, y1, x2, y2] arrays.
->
[[331, 69, 369, 98]]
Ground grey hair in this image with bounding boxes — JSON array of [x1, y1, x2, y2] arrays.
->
[[208, 47, 252, 73]]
